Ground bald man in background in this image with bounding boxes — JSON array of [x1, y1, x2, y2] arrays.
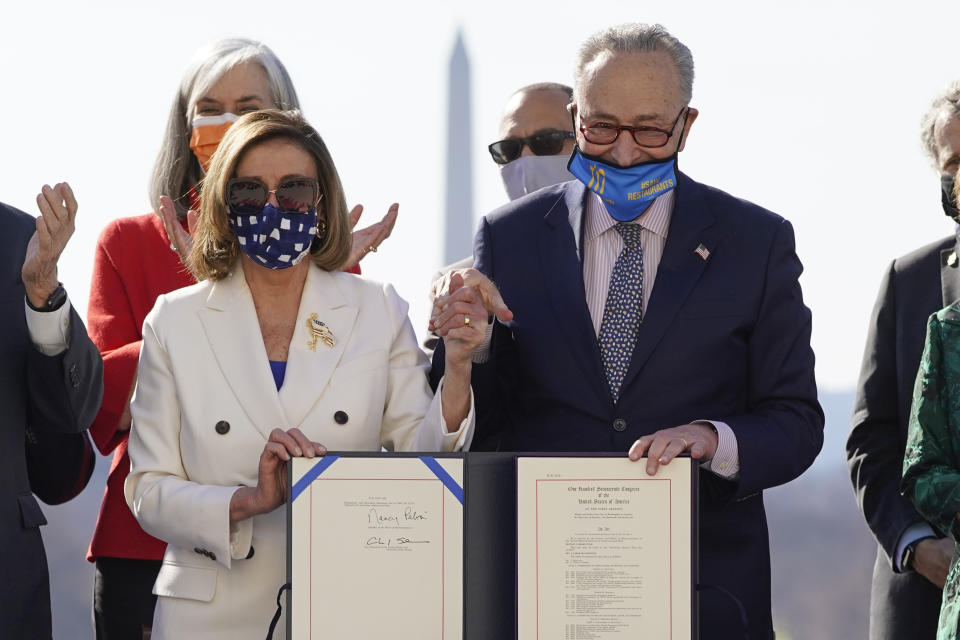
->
[[425, 83, 575, 349]]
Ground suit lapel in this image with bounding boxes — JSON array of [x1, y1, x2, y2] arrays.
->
[[619, 173, 719, 395], [197, 268, 286, 441], [538, 181, 609, 406], [279, 266, 358, 429], [941, 235, 960, 306]]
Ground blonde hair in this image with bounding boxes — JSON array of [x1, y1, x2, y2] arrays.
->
[[187, 110, 351, 281]]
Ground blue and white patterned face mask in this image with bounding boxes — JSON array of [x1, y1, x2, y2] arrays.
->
[[229, 203, 318, 269]]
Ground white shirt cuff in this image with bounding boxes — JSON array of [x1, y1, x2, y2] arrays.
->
[[695, 420, 739, 479], [894, 522, 938, 572], [470, 322, 494, 364], [25, 296, 71, 356]]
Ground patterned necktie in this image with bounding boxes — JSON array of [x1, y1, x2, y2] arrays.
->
[[598, 223, 644, 402]]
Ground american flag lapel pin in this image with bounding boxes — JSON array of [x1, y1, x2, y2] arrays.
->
[[694, 243, 710, 261], [305, 313, 335, 351]]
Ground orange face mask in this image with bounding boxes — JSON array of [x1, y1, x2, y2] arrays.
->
[[189, 113, 239, 171]]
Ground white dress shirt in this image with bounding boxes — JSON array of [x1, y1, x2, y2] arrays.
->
[[582, 191, 739, 479], [24, 296, 71, 356]]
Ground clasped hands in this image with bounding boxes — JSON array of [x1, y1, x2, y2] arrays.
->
[[429, 268, 719, 473], [429, 268, 512, 367]]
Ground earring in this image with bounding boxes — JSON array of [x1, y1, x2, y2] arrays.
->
[[316, 218, 327, 242]]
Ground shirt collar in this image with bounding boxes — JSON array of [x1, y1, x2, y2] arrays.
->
[[584, 189, 674, 242]]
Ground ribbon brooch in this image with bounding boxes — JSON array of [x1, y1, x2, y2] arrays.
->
[[306, 313, 335, 351]]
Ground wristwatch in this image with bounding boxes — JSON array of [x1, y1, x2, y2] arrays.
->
[[903, 536, 937, 570], [26, 282, 67, 313]]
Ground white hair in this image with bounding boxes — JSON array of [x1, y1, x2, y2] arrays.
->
[[149, 38, 301, 218], [574, 23, 694, 105], [920, 79, 960, 169]]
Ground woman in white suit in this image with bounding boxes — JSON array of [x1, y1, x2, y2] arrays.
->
[[124, 109, 486, 639]]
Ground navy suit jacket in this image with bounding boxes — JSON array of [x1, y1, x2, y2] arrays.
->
[[0, 202, 103, 639], [433, 174, 823, 639], [846, 233, 960, 639]]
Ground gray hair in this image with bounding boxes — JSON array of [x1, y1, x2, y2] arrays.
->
[[514, 82, 574, 102], [149, 38, 301, 218], [921, 79, 960, 169], [574, 23, 694, 105]]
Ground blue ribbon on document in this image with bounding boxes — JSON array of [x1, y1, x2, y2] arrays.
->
[[420, 456, 464, 505], [290, 455, 340, 502]]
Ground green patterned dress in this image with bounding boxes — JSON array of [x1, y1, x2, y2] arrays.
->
[[903, 304, 960, 640]]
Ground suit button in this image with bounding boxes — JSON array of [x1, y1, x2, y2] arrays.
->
[[334, 411, 348, 425], [194, 547, 202, 554], [209, 552, 217, 562], [215, 420, 230, 435], [612, 418, 627, 432]]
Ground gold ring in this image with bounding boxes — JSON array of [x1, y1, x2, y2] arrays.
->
[[464, 316, 471, 326], [368, 245, 377, 253]]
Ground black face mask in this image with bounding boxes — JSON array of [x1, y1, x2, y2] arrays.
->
[[942, 173, 959, 221]]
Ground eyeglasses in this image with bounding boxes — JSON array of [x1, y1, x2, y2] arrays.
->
[[488, 129, 575, 165], [579, 108, 688, 148], [227, 177, 321, 214]]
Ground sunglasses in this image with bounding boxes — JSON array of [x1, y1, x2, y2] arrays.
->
[[488, 129, 575, 165], [227, 177, 321, 214]]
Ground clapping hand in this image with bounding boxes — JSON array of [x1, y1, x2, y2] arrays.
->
[[22, 182, 77, 308], [157, 195, 197, 266], [341, 203, 398, 271]]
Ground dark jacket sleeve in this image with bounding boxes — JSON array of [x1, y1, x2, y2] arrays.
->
[[720, 219, 824, 499], [848, 262, 929, 562], [26, 303, 104, 435], [901, 313, 960, 540]]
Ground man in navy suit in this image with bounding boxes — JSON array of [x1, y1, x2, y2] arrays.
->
[[431, 23, 822, 639], [1, 184, 103, 639]]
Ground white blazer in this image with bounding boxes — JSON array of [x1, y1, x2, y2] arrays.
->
[[125, 263, 472, 640]]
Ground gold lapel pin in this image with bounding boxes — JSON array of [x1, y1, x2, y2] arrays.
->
[[306, 313, 335, 351]]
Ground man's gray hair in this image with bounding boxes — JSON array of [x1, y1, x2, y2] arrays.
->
[[574, 23, 694, 105], [149, 38, 301, 218], [921, 80, 960, 169]]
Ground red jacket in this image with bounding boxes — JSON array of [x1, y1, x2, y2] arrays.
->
[[86, 213, 194, 561]]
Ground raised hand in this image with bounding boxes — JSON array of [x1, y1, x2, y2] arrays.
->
[[157, 194, 197, 266], [22, 182, 78, 308], [341, 202, 398, 271]]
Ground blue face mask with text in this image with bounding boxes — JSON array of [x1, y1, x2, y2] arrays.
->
[[567, 148, 678, 222], [229, 203, 318, 269]]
